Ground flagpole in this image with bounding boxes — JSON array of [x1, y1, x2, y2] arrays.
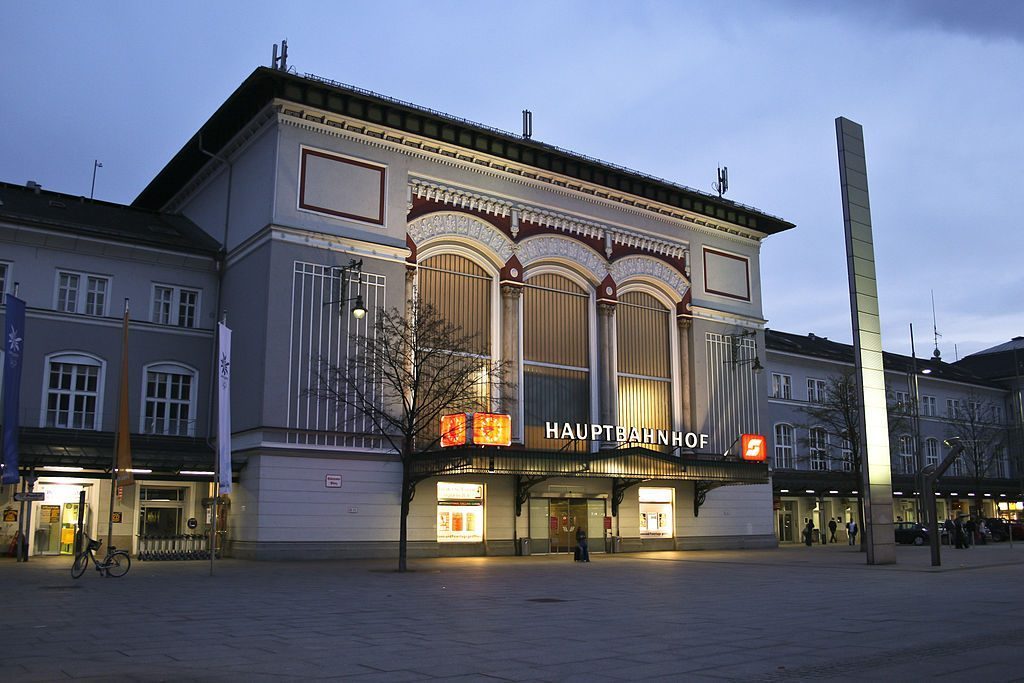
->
[[211, 312, 228, 576], [108, 298, 130, 549]]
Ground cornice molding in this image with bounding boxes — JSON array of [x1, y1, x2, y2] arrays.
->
[[276, 104, 764, 245]]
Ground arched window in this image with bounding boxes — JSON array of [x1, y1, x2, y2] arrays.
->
[[43, 352, 104, 430], [616, 291, 671, 449], [774, 423, 794, 469], [523, 272, 590, 450], [809, 427, 829, 471], [143, 362, 198, 436]]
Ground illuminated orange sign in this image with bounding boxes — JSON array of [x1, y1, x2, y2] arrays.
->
[[440, 413, 467, 447], [472, 413, 512, 447], [741, 434, 767, 461]]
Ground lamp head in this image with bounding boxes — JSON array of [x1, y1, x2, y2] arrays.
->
[[352, 294, 366, 320]]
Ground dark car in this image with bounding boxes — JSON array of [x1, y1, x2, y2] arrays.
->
[[985, 518, 1024, 542], [894, 521, 930, 545]]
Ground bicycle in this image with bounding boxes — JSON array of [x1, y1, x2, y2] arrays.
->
[[71, 536, 131, 578]]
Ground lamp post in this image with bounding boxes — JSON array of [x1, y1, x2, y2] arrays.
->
[[325, 259, 366, 320]]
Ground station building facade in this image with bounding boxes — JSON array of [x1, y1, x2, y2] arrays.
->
[[2, 65, 796, 560], [765, 330, 1023, 544]]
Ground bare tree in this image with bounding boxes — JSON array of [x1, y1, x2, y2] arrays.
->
[[312, 301, 511, 571], [796, 371, 909, 543], [944, 392, 1007, 517]]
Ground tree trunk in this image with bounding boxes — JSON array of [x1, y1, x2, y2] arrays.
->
[[398, 459, 411, 572]]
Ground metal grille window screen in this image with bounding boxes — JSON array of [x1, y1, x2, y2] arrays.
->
[[705, 332, 759, 453], [287, 261, 386, 448]]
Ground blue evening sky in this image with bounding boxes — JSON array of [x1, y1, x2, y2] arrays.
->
[[2, 1, 1021, 358]]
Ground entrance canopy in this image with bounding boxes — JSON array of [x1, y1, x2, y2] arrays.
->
[[411, 445, 768, 484]]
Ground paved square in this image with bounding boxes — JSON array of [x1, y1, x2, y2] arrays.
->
[[7, 544, 1024, 681]]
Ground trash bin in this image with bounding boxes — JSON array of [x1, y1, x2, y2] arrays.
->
[[612, 536, 621, 553], [519, 537, 531, 556]]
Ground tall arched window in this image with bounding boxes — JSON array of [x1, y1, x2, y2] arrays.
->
[[43, 352, 104, 430], [143, 363, 198, 436], [774, 423, 794, 469], [616, 291, 671, 449], [897, 435, 915, 474], [523, 272, 590, 451], [925, 438, 939, 469]]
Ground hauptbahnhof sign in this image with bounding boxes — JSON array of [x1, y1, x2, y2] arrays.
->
[[545, 422, 710, 449]]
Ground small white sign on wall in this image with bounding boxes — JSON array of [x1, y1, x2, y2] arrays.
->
[[325, 474, 343, 488]]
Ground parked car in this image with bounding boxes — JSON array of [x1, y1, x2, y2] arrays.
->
[[894, 521, 930, 545], [985, 518, 1024, 542]]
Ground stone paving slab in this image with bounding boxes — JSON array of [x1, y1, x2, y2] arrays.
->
[[4, 543, 1024, 681]]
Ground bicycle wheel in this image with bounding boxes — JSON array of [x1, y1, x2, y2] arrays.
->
[[71, 552, 89, 579], [105, 551, 131, 577]]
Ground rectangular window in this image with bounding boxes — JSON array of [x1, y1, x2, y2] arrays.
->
[[809, 429, 829, 471], [56, 271, 109, 316], [774, 424, 794, 469], [925, 440, 939, 468], [921, 395, 937, 417], [144, 370, 194, 436], [638, 487, 673, 538], [807, 378, 827, 403], [436, 482, 483, 543], [840, 438, 853, 472], [151, 284, 201, 328], [0, 262, 8, 296], [771, 373, 792, 399], [898, 435, 915, 475], [895, 391, 910, 414], [993, 406, 1003, 424], [946, 399, 961, 418], [46, 362, 100, 429]]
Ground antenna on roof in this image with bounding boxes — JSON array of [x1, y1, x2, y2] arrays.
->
[[930, 290, 942, 360], [272, 40, 288, 71], [522, 110, 533, 139], [714, 166, 728, 198]]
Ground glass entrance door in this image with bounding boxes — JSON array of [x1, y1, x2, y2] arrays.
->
[[549, 500, 590, 553]]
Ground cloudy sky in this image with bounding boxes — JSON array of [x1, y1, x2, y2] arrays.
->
[[2, 2, 1021, 359]]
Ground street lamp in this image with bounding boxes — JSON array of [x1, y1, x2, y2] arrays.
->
[[725, 330, 763, 374], [325, 259, 366, 319]]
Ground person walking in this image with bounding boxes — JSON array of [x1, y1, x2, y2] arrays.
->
[[944, 518, 955, 546], [965, 517, 976, 548], [804, 520, 814, 547], [828, 518, 838, 543], [846, 520, 858, 546], [954, 517, 965, 549], [575, 525, 590, 562]]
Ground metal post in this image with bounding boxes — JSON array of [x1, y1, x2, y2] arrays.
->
[[925, 438, 965, 566], [16, 478, 26, 562], [75, 489, 85, 558]]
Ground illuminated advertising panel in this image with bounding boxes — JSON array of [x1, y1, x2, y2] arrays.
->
[[639, 487, 673, 538], [741, 434, 767, 461], [440, 413, 467, 447], [437, 482, 483, 543], [472, 413, 511, 447]]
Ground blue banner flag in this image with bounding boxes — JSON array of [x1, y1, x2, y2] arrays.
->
[[2, 294, 26, 485]]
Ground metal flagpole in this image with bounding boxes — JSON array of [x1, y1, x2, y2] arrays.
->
[[108, 299, 129, 549], [211, 311, 227, 576]]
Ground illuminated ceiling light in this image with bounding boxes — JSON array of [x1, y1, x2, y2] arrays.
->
[[968, 493, 975, 497], [179, 470, 215, 476], [829, 490, 839, 494], [780, 489, 789, 493], [984, 493, 992, 497], [951, 492, 958, 496], [1000, 494, 1007, 498], [128, 468, 153, 474], [921, 368, 932, 374], [894, 491, 903, 495], [805, 489, 815, 494], [851, 490, 858, 494], [41, 466, 85, 472]]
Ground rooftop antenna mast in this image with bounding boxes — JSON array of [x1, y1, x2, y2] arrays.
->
[[714, 166, 728, 198], [522, 110, 533, 139], [272, 40, 288, 71], [930, 290, 942, 360]]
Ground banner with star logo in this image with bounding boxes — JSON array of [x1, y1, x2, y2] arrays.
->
[[217, 322, 232, 494]]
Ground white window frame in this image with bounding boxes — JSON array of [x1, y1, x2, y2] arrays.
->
[[54, 270, 110, 316], [921, 395, 937, 417], [141, 362, 199, 437], [840, 436, 853, 472], [774, 423, 794, 469], [809, 427, 829, 471], [0, 261, 9, 297], [898, 435, 915, 474], [925, 438, 939, 469], [150, 283, 202, 328], [894, 391, 911, 414], [807, 378, 827, 403], [40, 352, 106, 430], [771, 373, 792, 400], [946, 398, 962, 418]]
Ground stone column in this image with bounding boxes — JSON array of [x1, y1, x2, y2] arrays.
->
[[677, 317, 693, 431], [597, 302, 618, 448], [500, 284, 523, 443]]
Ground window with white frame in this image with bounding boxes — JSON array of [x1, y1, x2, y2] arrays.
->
[[921, 395, 937, 417], [771, 373, 792, 399], [774, 423, 794, 469], [0, 262, 9, 296], [143, 363, 197, 436], [151, 284, 200, 328], [993, 406, 1003, 424], [809, 427, 829, 471], [43, 353, 103, 430], [839, 436, 853, 471], [946, 398, 962, 418], [807, 378, 827, 403], [55, 270, 109, 316], [898, 435, 915, 474], [894, 391, 911, 414], [925, 438, 939, 468], [992, 447, 1006, 478], [967, 401, 982, 419]]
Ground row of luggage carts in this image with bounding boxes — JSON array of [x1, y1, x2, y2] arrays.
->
[[138, 533, 218, 561]]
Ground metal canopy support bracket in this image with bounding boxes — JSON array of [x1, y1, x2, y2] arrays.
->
[[514, 475, 549, 517], [612, 478, 645, 518], [694, 481, 721, 517]]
